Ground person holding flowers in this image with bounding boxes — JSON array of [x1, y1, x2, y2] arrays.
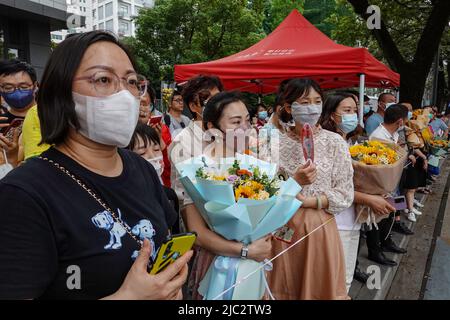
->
[[261, 78, 354, 300], [318, 92, 396, 292], [169, 90, 272, 299], [364, 104, 409, 265]]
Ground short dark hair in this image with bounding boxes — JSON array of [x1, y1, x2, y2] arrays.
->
[[127, 122, 160, 151], [279, 78, 323, 123], [181, 75, 224, 108], [203, 91, 243, 130], [384, 104, 408, 124], [37, 31, 137, 145], [319, 92, 357, 133], [170, 90, 182, 103], [0, 59, 37, 83], [378, 92, 395, 103]]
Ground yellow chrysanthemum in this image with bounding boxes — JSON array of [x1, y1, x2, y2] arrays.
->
[[351, 141, 398, 165]]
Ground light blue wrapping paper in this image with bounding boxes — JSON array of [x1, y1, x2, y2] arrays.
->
[[175, 154, 303, 299]]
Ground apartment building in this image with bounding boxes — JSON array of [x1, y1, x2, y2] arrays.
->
[[0, 0, 69, 77]]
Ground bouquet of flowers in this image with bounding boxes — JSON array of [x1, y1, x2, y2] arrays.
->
[[350, 140, 399, 165], [349, 140, 407, 228], [175, 154, 302, 300], [429, 139, 449, 156], [195, 160, 280, 202], [161, 87, 174, 113]]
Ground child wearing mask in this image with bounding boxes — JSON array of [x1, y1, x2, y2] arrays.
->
[[127, 122, 180, 233]]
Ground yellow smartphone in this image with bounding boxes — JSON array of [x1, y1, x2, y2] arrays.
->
[[149, 232, 197, 275]]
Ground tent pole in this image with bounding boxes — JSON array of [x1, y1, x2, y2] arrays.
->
[[359, 74, 365, 127]]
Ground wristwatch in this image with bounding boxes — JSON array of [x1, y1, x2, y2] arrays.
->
[[240, 244, 249, 259]]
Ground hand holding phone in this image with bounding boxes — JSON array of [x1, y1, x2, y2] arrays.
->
[[149, 232, 197, 275], [386, 196, 407, 211], [1, 118, 23, 136], [112, 239, 193, 300], [148, 115, 162, 126]]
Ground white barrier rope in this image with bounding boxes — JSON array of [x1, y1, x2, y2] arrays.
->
[[212, 215, 336, 300]]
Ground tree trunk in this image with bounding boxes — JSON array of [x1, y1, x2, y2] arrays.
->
[[347, 0, 450, 108], [397, 65, 427, 108]]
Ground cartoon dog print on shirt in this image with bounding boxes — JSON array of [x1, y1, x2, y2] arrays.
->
[[131, 219, 157, 260], [91, 209, 157, 260], [91, 209, 128, 250]]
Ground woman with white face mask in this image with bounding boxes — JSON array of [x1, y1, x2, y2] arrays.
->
[[0, 31, 192, 300], [260, 78, 354, 300]]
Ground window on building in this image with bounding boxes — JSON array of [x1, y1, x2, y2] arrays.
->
[[105, 19, 114, 32], [119, 22, 129, 35], [119, 4, 129, 17], [99, 22, 105, 30], [98, 6, 104, 20], [105, 2, 113, 18]]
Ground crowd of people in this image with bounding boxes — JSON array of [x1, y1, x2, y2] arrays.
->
[[0, 30, 448, 300]]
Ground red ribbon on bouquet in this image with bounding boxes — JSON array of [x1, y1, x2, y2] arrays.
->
[[301, 123, 314, 163]]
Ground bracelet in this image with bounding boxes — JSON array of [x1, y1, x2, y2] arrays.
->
[[316, 196, 322, 210]]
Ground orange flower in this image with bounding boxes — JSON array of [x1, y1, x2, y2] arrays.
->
[[236, 169, 252, 177]]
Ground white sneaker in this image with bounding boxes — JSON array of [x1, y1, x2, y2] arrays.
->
[[407, 211, 417, 222], [412, 207, 422, 216], [414, 199, 424, 208]]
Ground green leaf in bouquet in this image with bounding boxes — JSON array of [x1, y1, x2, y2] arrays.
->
[[228, 160, 241, 175]]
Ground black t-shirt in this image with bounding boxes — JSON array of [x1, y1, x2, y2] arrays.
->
[[0, 147, 177, 299]]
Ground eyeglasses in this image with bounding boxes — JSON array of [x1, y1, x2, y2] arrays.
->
[[0, 83, 34, 93], [74, 71, 147, 97], [172, 98, 183, 103]]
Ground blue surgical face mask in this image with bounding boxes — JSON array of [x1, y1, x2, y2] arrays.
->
[[364, 104, 371, 115], [1, 89, 34, 110], [258, 111, 268, 120], [408, 111, 413, 120], [337, 113, 358, 134]]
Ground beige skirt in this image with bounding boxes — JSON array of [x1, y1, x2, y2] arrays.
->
[[267, 208, 349, 300]]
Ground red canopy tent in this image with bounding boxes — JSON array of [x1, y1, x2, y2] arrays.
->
[[174, 9, 400, 95]]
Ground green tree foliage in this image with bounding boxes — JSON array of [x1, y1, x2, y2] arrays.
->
[[262, 0, 305, 33], [130, 0, 266, 88]]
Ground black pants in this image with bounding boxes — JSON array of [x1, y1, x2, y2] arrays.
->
[[366, 213, 395, 255]]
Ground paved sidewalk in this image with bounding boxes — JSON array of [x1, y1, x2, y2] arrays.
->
[[350, 156, 450, 300]]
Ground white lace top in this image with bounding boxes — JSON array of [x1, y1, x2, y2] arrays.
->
[[260, 127, 354, 215]]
